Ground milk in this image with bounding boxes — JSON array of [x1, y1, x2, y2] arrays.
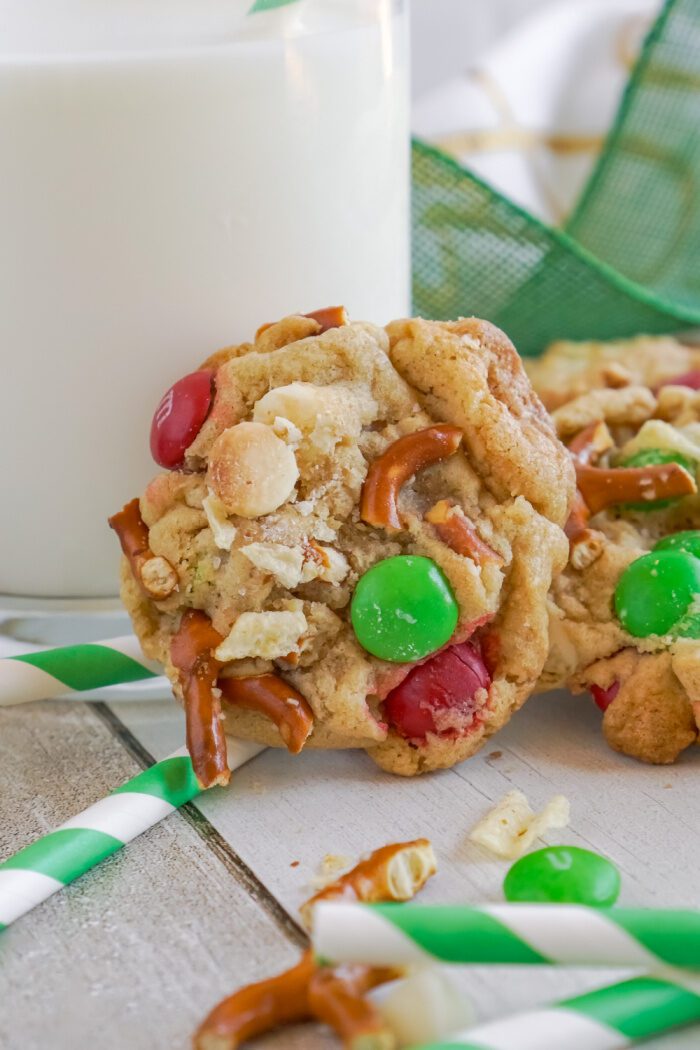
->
[[0, 1, 410, 598]]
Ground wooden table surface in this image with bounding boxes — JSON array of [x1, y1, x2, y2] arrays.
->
[[2, 685, 699, 1049]]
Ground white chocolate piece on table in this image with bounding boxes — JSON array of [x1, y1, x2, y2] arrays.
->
[[469, 789, 570, 860]]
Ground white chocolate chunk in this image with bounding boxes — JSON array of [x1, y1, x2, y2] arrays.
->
[[239, 540, 349, 590], [271, 415, 303, 445], [214, 609, 307, 662], [619, 419, 700, 465], [207, 421, 299, 518], [240, 543, 305, 589], [202, 489, 237, 551], [300, 545, 350, 585], [469, 789, 570, 860], [375, 969, 474, 1047], [253, 381, 377, 454]]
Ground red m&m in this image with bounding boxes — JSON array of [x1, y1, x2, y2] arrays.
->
[[383, 640, 491, 741], [150, 370, 215, 469]]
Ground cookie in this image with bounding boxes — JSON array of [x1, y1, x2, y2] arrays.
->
[[111, 310, 573, 785], [540, 366, 700, 764], [526, 334, 700, 412]]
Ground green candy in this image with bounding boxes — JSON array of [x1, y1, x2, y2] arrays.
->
[[350, 555, 458, 663], [654, 530, 700, 560], [619, 448, 696, 511], [504, 846, 621, 907], [614, 549, 700, 637]]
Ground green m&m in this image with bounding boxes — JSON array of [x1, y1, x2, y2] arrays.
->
[[504, 846, 621, 907], [614, 549, 700, 637], [350, 555, 458, 662], [654, 530, 700, 560], [619, 448, 696, 511]]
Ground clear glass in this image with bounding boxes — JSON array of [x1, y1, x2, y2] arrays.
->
[[0, 0, 410, 641]]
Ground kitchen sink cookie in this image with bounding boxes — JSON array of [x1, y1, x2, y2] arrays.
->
[[540, 378, 700, 764], [111, 308, 573, 786], [526, 334, 700, 411]]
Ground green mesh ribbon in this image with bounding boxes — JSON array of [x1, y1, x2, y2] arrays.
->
[[412, 0, 700, 356]]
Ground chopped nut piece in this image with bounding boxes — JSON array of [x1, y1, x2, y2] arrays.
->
[[469, 789, 570, 860], [425, 500, 501, 565], [214, 609, 308, 662], [207, 421, 299, 518]]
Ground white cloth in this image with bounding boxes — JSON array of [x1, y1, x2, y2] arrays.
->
[[413, 0, 660, 224]]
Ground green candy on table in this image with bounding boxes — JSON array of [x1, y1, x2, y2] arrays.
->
[[350, 555, 458, 663], [618, 448, 697, 511], [503, 846, 621, 907], [654, 530, 700, 560], [614, 549, 700, 638]]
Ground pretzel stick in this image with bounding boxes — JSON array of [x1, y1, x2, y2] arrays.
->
[[361, 427, 463, 532], [576, 461, 696, 515], [108, 498, 178, 600], [308, 965, 400, 1050], [195, 951, 316, 1050], [219, 675, 314, 754], [171, 611, 229, 790]]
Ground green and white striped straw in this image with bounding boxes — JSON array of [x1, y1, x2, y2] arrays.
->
[[313, 903, 700, 972], [0, 738, 263, 930], [409, 976, 700, 1050], [0, 636, 160, 706]]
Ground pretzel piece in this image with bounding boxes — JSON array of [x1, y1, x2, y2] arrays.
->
[[361, 426, 463, 532], [576, 461, 696, 515], [425, 500, 502, 565], [567, 421, 613, 465], [194, 950, 315, 1050], [219, 674, 314, 754], [308, 965, 399, 1050], [108, 498, 178, 601], [170, 610, 229, 789], [300, 839, 437, 930], [305, 306, 349, 332], [195, 839, 436, 1049]]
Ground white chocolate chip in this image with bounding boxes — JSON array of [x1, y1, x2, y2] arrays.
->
[[207, 421, 299, 518], [375, 969, 474, 1046], [214, 609, 308, 662], [202, 489, 237, 551]]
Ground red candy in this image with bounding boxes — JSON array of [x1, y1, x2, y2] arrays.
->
[[656, 370, 700, 392], [383, 640, 491, 741], [590, 680, 620, 712], [150, 370, 215, 469]]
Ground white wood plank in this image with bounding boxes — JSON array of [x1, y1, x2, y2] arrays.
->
[[0, 701, 334, 1050], [115, 689, 700, 1047]]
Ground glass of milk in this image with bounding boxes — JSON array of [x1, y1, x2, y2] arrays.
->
[[0, 0, 410, 636]]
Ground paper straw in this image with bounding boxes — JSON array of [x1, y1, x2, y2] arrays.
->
[[409, 976, 700, 1050], [313, 903, 700, 972], [0, 737, 263, 930], [0, 635, 161, 706]]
